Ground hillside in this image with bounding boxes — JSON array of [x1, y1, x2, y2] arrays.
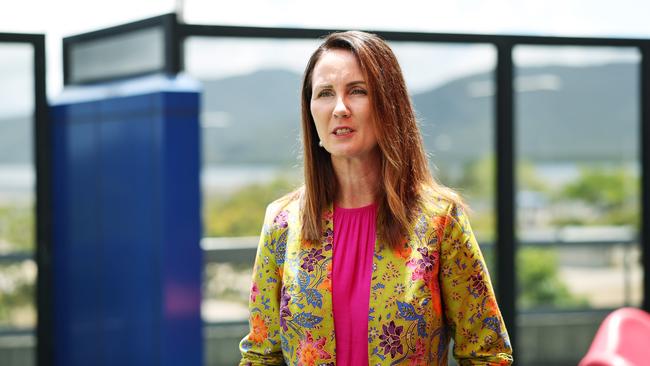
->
[[0, 63, 639, 166]]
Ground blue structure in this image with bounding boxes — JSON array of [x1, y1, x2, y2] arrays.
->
[[50, 75, 203, 366]]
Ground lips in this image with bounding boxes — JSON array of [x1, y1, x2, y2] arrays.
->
[[332, 126, 354, 136]]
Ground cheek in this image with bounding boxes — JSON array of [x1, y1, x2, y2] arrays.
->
[[310, 103, 330, 129], [309, 105, 318, 123], [311, 101, 327, 118]]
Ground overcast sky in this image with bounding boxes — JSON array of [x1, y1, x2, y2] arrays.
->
[[1, 0, 650, 114]]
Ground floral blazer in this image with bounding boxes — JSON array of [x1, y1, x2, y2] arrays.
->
[[239, 188, 513, 366]]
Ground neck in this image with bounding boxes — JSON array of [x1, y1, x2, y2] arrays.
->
[[331, 150, 381, 208]]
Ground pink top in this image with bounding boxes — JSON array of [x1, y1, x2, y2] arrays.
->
[[332, 203, 377, 366]]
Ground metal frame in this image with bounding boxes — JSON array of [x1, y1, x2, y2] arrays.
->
[[58, 13, 650, 358], [0, 32, 50, 366], [642, 45, 650, 312], [495, 41, 516, 345], [62, 13, 180, 85]]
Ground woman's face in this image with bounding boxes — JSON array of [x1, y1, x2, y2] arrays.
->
[[310, 49, 378, 161]]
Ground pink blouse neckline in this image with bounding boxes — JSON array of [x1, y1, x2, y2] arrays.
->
[[333, 202, 377, 212]]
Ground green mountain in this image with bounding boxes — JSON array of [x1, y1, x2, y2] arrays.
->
[[200, 68, 303, 166], [0, 63, 639, 166], [411, 63, 638, 165], [198, 63, 639, 167]]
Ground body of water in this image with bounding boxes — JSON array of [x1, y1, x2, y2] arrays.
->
[[534, 161, 640, 187], [0, 164, 34, 193], [0, 161, 638, 195], [0, 164, 300, 193]]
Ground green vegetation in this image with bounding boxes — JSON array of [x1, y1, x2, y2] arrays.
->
[[203, 177, 298, 237], [0, 203, 36, 327], [0, 204, 34, 252], [202, 161, 640, 310], [518, 248, 588, 309], [443, 157, 638, 310], [0, 263, 35, 327], [555, 166, 639, 227], [0, 160, 641, 326]]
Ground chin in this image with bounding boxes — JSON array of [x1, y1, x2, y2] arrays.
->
[[330, 149, 375, 160]]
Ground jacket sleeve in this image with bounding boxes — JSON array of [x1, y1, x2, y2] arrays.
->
[[439, 203, 513, 365], [239, 203, 286, 365]]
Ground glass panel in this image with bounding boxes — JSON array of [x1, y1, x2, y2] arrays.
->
[[185, 37, 318, 365], [185, 37, 317, 348], [185, 37, 317, 239], [0, 42, 36, 331], [514, 45, 641, 365], [69, 26, 165, 83], [390, 42, 497, 271]]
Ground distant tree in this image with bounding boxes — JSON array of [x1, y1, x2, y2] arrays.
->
[[518, 248, 588, 309], [0, 263, 35, 327], [203, 170, 591, 310], [453, 156, 550, 240], [0, 204, 34, 251], [455, 155, 494, 200], [0, 203, 36, 327], [203, 177, 298, 237], [561, 167, 637, 211], [555, 166, 639, 227], [456, 156, 548, 200]]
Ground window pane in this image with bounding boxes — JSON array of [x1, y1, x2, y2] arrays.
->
[[390, 42, 497, 271], [0, 43, 36, 331], [514, 45, 641, 365], [185, 37, 314, 238], [69, 26, 165, 84], [185, 37, 318, 365]]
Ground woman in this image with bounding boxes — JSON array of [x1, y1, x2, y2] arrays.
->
[[240, 31, 513, 366]]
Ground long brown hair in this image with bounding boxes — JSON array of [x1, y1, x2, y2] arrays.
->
[[300, 30, 463, 249]]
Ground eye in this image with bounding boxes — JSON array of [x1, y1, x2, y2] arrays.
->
[[316, 89, 334, 98], [350, 87, 368, 95]]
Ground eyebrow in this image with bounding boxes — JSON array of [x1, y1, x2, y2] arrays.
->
[[314, 80, 367, 89]]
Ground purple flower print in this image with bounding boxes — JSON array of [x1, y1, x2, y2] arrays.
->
[[407, 247, 439, 281], [379, 320, 404, 358], [279, 286, 292, 331], [301, 248, 325, 272], [323, 228, 334, 249], [415, 247, 437, 273], [273, 210, 289, 228], [469, 272, 487, 297]]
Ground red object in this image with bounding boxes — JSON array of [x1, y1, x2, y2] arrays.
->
[[579, 307, 650, 366]]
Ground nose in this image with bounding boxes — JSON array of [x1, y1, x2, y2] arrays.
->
[[333, 96, 351, 118]]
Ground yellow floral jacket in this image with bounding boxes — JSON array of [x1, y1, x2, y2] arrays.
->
[[239, 188, 513, 366]]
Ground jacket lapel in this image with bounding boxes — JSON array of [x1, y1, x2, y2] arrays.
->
[[318, 203, 337, 355]]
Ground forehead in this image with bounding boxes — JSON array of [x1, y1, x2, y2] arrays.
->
[[312, 49, 365, 83]]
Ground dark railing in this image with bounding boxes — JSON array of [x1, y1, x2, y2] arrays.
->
[[0, 31, 49, 366], [0, 235, 639, 365], [0, 252, 32, 264]]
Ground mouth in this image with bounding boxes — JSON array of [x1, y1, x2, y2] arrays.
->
[[332, 127, 354, 136]]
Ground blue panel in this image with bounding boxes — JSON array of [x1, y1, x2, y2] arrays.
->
[[51, 104, 70, 366], [51, 79, 202, 366], [158, 92, 202, 366], [98, 94, 157, 365], [53, 100, 102, 366]]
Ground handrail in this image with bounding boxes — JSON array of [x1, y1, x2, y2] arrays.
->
[[0, 234, 638, 266]]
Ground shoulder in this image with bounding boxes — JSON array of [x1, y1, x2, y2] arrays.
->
[[263, 186, 303, 231], [415, 184, 472, 244], [417, 183, 465, 221]]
